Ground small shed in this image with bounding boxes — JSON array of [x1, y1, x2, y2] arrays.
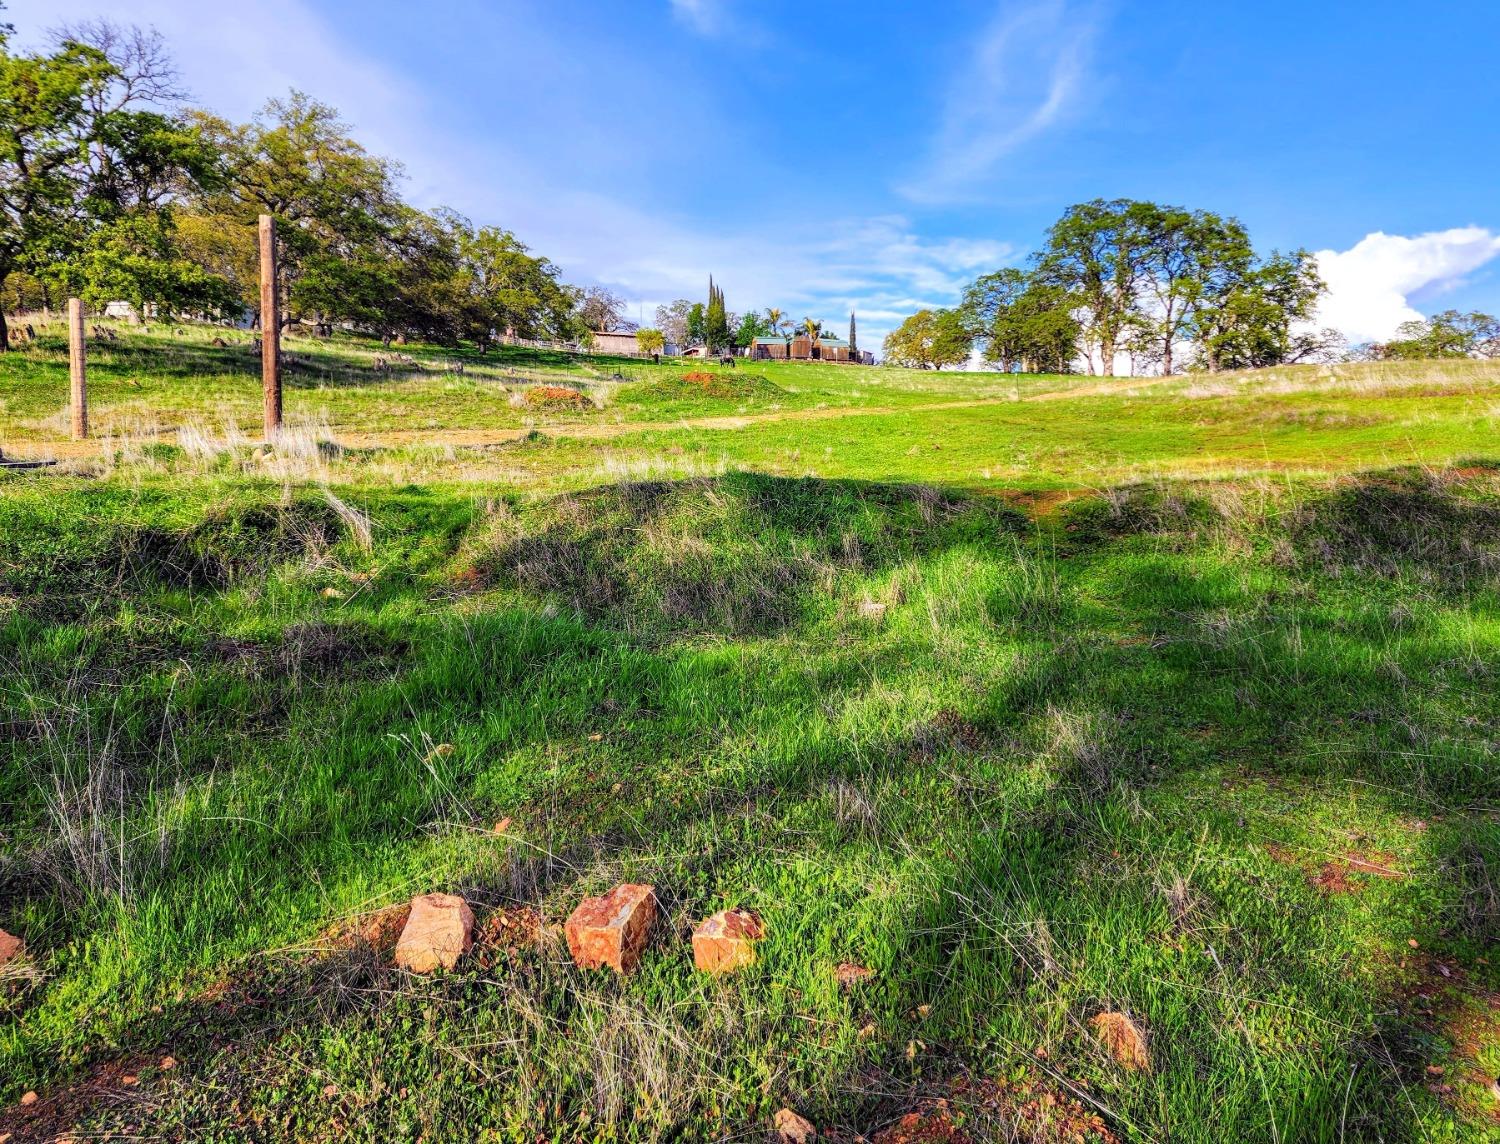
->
[[591, 330, 641, 355], [816, 336, 851, 362], [750, 336, 791, 360]]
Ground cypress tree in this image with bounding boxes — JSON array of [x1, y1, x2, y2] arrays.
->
[[849, 312, 858, 357], [706, 276, 730, 353]]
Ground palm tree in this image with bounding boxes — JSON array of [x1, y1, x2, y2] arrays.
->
[[802, 317, 821, 342], [765, 307, 786, 336]]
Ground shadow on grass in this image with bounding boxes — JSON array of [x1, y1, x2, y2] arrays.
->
[[1, 467, 1497, 1140]]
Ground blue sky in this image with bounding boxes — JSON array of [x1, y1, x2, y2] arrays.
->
[[11, 0, 1500, 347]]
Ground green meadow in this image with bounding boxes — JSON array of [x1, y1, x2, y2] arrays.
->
[[1, 323, 1497, 1142]]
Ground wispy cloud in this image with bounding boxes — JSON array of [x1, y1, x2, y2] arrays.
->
[[1314, 228, 1500, 343], [669, 0, 726, 37], [12, 0, 1003, 347], [900, 0, 1100, 203]]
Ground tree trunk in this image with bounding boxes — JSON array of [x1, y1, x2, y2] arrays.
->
[[1162, 338, 1173, 376], [0, 308, 8, 353], [1100, 335, 1115, 377]]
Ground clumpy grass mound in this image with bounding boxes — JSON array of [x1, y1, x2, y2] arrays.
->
[[620, 369, 786, 408], [469, 472, 1026, 637]]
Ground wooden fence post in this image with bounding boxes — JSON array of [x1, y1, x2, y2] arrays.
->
[[259, 214, 282, 437], [68, 298, 87, 439]]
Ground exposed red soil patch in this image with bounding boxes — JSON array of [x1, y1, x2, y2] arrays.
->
[[1260, 842, 1405, 896], [872, 1100, 970, 1143], [474, 906, 543, 968], [1261, 842, 1299, 865], [1311, 850, 1403, 896], [951, 1073, 1120, 1143], [1390, 954, 1500, 1125], [524, 385, 588, 407], [320, 902, 411, 956], [998, 487, 1086, 518], [0, 1054, 159, 1142]]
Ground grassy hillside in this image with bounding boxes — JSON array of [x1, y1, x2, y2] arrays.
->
[[1, 325, 1497, 1142]]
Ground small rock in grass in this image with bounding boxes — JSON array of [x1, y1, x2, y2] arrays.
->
[[692, 908, 763, 975], [0, 928, 23, 967], [857, 600, 888, 621], [835, 961, 875, 988], [320, 586, 344, 599], [773, 1106, 817, 1141], [394, 893, 475, 973], [1090, 1011, 1150, 1072], [565, 884, 656, 973], [494, 817, 513, 834], [19, 1091, 38, 1106]]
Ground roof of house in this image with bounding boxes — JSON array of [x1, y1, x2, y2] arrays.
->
[[818, 337, 850, 348], [752, 335, 791, 344]]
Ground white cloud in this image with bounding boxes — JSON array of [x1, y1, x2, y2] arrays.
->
[[899, 0, 1098, 203], [1314, 228, 1500, 343]]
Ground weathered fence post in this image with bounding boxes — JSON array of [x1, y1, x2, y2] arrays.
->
[[68, 298, 87, 439], [259, 214, 282, 437]]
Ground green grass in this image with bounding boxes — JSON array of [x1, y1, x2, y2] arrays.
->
[[1, 324, 1498, 1142]]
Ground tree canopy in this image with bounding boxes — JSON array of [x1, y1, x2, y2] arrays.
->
[[882, 309, 970, 370], [895, 199, 1338, 376]]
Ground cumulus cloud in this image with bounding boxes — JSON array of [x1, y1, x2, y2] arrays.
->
[[899, 0, 1099, 203], [1314, 228, 1500, 343]]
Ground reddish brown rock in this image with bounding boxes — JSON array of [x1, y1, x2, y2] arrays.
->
[[1090, 1011, 1150, 1072], [835, 961, 875, 988], [692, 908, 763, 975], [394, 893, 474, 973], [773, 1107, 817, 1141], [565, 883, 656, 973], [0, 928, 23, 967]]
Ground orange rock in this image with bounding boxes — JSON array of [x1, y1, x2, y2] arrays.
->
[[19, 1091, 38, 1106], [835, 961, 875, 987], [1090, 1011, 1150, 1072], [394, 893, 475, 973], [691, 908, 763, 975], [0, 928, 22, 966], [773, 1106, 817, 1141], [565, 884, 656, 973]]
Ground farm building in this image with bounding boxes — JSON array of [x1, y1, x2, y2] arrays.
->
[[750, 329, 865, 363], [814, 336, 852, 362], [590, 330, 642, 355], [750, 336, 792, 360]]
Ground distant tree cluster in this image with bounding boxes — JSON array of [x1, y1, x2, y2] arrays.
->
[[1350, 310, 1500, 362], [0, 13, 627, 351], [887, 199, 1337, 374]]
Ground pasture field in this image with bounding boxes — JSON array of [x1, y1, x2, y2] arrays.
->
[[1, 322, 1498, 1142]]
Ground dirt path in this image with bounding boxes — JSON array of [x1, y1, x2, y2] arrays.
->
[[5, 376, 1155, 460]]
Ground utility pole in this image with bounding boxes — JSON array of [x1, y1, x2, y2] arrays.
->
[[259, 214, 282, 437], [68, 298, 88, 439]]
